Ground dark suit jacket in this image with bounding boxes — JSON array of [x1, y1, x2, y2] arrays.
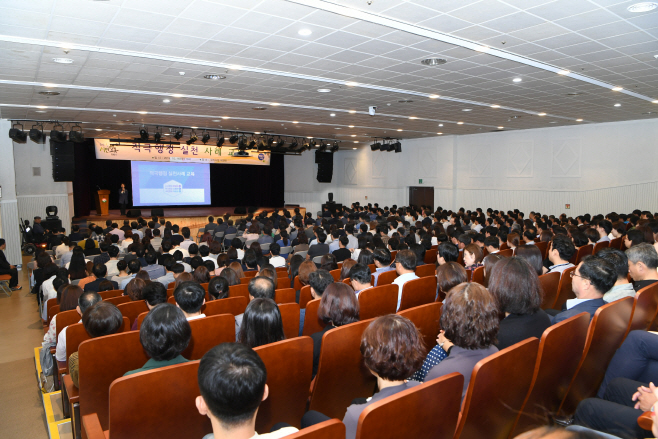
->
[[69, 232, 84, 242], [84, 277, 119, 292], [497, 310, 552, 350], [216, 223, 228, 233], [204, 223, 218, 233], [0, 250, 11, 270], [308, 243, 330, 259], [311, 324, 334, 377], [550, 298, 606, 324], [332, 248, 352, 263]]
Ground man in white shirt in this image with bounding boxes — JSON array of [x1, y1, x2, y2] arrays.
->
[[173, 281, 206, 321], [543, 235, 576, 276], [387, 220, 398, 238], [522, 230, 536, 245], [105, 246, 121, 277], [108, 223, 125, 241], [484, 237, 500, 255], [55, 291, 101, 362], [179, 227, 195, 251], [596, 220, 612, 243], [345, 224, 358, 250], [150, 229, 163, 252], [392, 250, 419, 311], [349, 264, 373, 297], [55, 237, 70, 259], [268, 243, 286, 268]]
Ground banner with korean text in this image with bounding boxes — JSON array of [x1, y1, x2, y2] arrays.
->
[[94, 139, 271, 166]]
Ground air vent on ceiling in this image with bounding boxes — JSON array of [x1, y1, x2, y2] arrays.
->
[[204, 74, 226, 80], [398, 100, 413, 103], [421, 58, 447, 66], [38, 91, 60, 96], [566, 92, 582, 96]]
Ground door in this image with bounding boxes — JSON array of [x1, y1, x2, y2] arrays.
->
[[409, 187, 434, 211]]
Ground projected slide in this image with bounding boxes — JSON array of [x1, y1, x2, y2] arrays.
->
[[131, 161, 211, 206]]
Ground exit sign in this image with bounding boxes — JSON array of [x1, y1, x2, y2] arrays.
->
[[419, 179, 423, 184], [565, 204, 570, 209]]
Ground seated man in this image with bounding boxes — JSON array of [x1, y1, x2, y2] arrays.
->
[[267, 243, 286, 268], [349, 264, 373, 296], [332, 236, 352, 263], [372, 248, 394, 286], [196, 343, 298, 439], [543, 234, 576, 276], [83, 264, 119, 292], [597, 248, 636, 302], [119, 259, 143, 289], [437, 242, 459, 266], [627, 243, 658, 291], [235, 277, 275, 338], [307, 232, 330, 259], [550, 255, 616, 324], [299, 270, 334, 336], [392, 250, 419, 311], [131, 282, 168, 330], [574, 330, 658, 438], [142, 251, 166, 280], [174, 281, 206, 320], [484, 236, 500, 255], [55, 291, 102, 363], [156, 256, 177, 288]]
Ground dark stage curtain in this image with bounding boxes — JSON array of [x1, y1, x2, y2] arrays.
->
[[73, 143, 285, 217]]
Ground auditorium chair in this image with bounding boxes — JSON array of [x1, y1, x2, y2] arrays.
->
[[591, 240, 609, 255], [397, 303, 442, 357], [367, 263, 376, 273], [376, 270, 398, 286], [278, 303, 301, 339], [47, 303, 60, 325], [279, 246, 292, 258], [244, 270, 258, 278], [329, 269, 341, 281], [535, 241, 548, 259], [302, 299, 324, 337], [44, 297, 57, 324], [116, 301, 148, 328], [398, 276, 437, 311], [538, 272, 561, 310], [167, 282, 176, 289], [552, 266, 576, 310], [285, 419, 345, 439], [229, 283, 249, 300], [358, 284, 398, 320], [98, 289, 122, 300], [626, 282, 658, 334], [457, 251, 465, 265], [470, 266, 485, 286], [253, 337, 313, 432], [240, 276, 252, 285], [103, 296, 130, 306], [390, 250, 397, 261], [510, 312, 590, 436], [454, 338, 540, 439], [214, 231, 224, 243], [610, 237, 623, 250], [415, 264, 436, 278], [308, 319, 377, 419], [558, 296, 634, 416], [204, 296, 248, 317], [294, 275, 303, 291], [260, 243, 270, 254], [295, 250, 308, 260], [81, 361, 211, 439], [423, 248, 437, 264], [182, 314, 235, 360], [195, 227, 205, 243], [500, 242, 509, 251], [572, 244, 593, 265], [497, 249, 514, 258], [274, 288, 296, 304], [299, 285, 313, 309], [356, 373, 463, 439]]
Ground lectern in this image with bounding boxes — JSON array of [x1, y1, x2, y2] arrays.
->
[[95, 190, 111, 216]]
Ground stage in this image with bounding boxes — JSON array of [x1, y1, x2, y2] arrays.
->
[[72, 206, 306, 231]]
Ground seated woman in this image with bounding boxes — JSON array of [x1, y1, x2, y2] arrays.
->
[[311, 282, 360, 377], [207, 276, 229, 301], [507, 232, 520, 252], [131, 282, 168, 330], [488, 257, 551, 350], [298, 260, 317, 290], [124, 303, 191, 375], [193, 265, 211, 284], [319, 254, 338, 271], [515, 244, 544, 276], [69, 301, 123, 387], [218, 267, 240, 287], [123, 278, 147, 301], [482, 253, 504, 286], [339, 259, 357, 281], [237, 298, 285, 349], [435, 262, 467, 302], [463, 244, 483, 271], [228, 261, 245, 279], [302, 314, 424, 439], [412, 282, 499, 399]]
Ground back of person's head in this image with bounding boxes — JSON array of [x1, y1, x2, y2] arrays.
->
[[78, 291, 102, 314], [395, 249, 416, 271], [142, 282, 167, 307], [308, 269, 334, 296], [140, 303, 191, 361], [208, 276, 229, 300], [318, 282, 360, 326], [124, 278, 147, 301], [82, 301, 123, 338], [488, 257, 542, 315], [571, 231, 589, 248], [197, 343, 267, 429], [269, 242, 280, 256], [438, 242, 459, 263], [596, 247, 629, 281], [551, 235, 576, 261], [441, 282, 499, 349], [298, 260, 317, 284], [98, 280, 114, 292], [247, 276, 275, 300], [238, 298, 284, 349], [463, 243, 483, 264], [349, 263, 371, 285], [579, 255, 617, 295], [360, 315, 424, 381], [107, 245, 120, 258], [514, 244, 544, 276], [128, 259, 142, 274], [60, 284, 84, 311], [626, 242, 658, 269], [92, 263, 107, 279], [174, 281, 206, 314], [193, 265, 211, 284], [436, 262, 467, 294]]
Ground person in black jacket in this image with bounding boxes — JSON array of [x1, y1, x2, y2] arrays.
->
[[0, 238, 20, 290], [118, 183, 129, 216]]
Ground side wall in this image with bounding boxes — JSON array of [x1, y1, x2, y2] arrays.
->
[[285, 118, 658, 216]]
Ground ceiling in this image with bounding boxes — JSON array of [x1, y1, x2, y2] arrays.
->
[[0, 0, 657, 148]]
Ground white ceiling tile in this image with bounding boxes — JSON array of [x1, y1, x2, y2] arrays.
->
[[451, 25, 503, 41], [164, 19, 224, 40], [380, 3, 442, 23], [527, 0, 598, 21], [111, 9, 177, 31], [253, 35, 308, 53], [96, 38, 149, 52], [193, 40, 248, 56], [350, 39, 402, 56], [510, 22, 570, 41], [52, 0, 119, 22], [340, 21, 396, 39], [101, 26, 160, 44], [315, 31, 371, 49], [449, 0, 519, 23], [253, 0, 317, 20], [482, 11, 545, 34], [599, 31, 656, 49], [46, 31, 100, 46], [419, 14, 473, 33]]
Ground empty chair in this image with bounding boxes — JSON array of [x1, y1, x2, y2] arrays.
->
[[274, 288, 296, 304], [423, 248, 437, 265], [214, 231, 224, 242], [558, 296, 635, 416], [627, 282, 658, 333], [295, 251, 308, 259], [538, 272, 561, 310], [609, 237, 623, 250], [309, 319, 377, 419], [356, 373, 463, 439], [279, 246, 292, 257], [397, 302, 443, 357], [398, 276, 437, 311], [278, 303, 301, 340], [329, 269, 341, 281], [535, 241, 548, 259], [312, 256, 323, 265], [299, 285, 313, 309], [552, 266, 576, 310], [98, 290, 122, 300], [454, 338, 540, 439], [510, 312, 591, 437], [358, 284, 398, 320], [104, 296, 131, 306], [228, 283, 249, 300], [497, 249, 514, 258], [573, 244, 593, 265]]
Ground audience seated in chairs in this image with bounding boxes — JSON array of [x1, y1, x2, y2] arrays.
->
[[237, 298, 285, 349], [208, 276, 229, 301], [392, 250, 419, 311], [174, 281, 207, 321], [235, 277, 276, 338], [55, 287, 98, 363]]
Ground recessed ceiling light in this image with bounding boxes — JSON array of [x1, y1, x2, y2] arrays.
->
[[457, 122, 464, 125], [398, 100, 413, 103], [253, 106, 266, 110], [35, 110, 47, 113], [162, 99, 170, 103], [164, 133, 170, 136], [627, 2, 658, 12], [354, 141, 358, 143], [95, 128, 102, 131], [351, 134, 356, 137], [462, 109, 472, 112], [537, 112, 546, 116], [498, 126, 504, 129], [298, 29, 312, 36], [317, 88, 331, 93], [228, 65, 242, 70], [348, 125, 354, 128], [191, 126, 198, 129], [490, 105, 500, 108], [612, 86, 623, 91], [330, 113, 336, 117], [614, 103, 621, 107], [221, 116, 230, 119], [438, 124, 443, 127], [409, 116, 418, 119], [549, 121, 557, 124], [335, 127, 341, 130], [345, 82, 358, 87], [576, 119, 583, 122], [437, 132, 443, 135], [397, 129, 403, 131], [420, 58, 447, 66], [179, 72, 185, 76], [53, 58, 73, 64], [557, 70, 570, 75], [474, 45, 490, 53], [204, 74, 226, 80], [512, 77, 522, 83], [429, 94, 440, 99], [292, 121, 298, 124], [139, 111, 148, 114], [651, 99, 658, 103], [348, 110, 356, 114], [212, 119, 221, 122], [270, 103, 281, 106], [254, 132, 260, 134], [353, 147, 357, 150], [38, 91, 60, 96]]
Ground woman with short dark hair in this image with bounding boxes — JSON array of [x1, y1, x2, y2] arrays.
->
[[320, 254, 338, 271], [463, 244, 483, 271], [435, 262, 467, 302], [488, 257, 551, 350], [228, 262, 245, 279], [237, 298, 285, 349], [125, 303, 191, 375], [339, 259, 357, 281], [207, 276, 229, 301], [515, 244, 544, 276], [219, 267, 240, 286], [193, 265, 211, 284], [311, 282, 359, 376]]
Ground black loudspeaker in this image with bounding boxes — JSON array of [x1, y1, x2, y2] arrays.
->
[[248, 206, 258, 213], [234, 207, 247, 214], [127, 209, 142, 217], [42, 218, 62, 232], [51, 139, 75, 182], [150, 208, 164, 217], [315, 151, 333, 183]]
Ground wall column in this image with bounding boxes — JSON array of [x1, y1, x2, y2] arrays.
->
[[0, 119, 22, 266]]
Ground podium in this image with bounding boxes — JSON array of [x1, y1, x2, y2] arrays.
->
[[95, 190, 111, 216]]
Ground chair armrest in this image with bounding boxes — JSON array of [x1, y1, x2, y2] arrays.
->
[[82, 414, 107, 439], [638, 411, 653, 431], [62, 374, 79, 404], [57, 360, 68, 375]]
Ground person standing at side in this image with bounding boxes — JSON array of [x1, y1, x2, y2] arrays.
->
[[118, 183, 129, 216]]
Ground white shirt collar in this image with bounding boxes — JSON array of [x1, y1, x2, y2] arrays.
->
[[566, 298, 592, 310], [186, 313, 206, 321]]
